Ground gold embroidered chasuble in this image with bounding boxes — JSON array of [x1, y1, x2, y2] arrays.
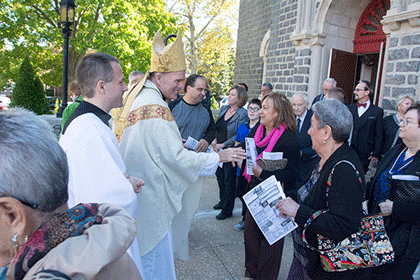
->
[[116, 80, 211, 257]]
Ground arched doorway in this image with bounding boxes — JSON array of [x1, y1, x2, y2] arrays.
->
[[328, 0, 390, 104]]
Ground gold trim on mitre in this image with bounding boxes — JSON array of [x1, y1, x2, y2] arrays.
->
[[150, 30, 186, 73]]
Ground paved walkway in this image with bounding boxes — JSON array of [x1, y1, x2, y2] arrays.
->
[[175, 176, 293, 280]]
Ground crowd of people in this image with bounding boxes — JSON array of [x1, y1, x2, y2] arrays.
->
[[1, 30, 419, 280]]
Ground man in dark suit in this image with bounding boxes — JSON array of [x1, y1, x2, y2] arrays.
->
[[311, 78, 337, 107], [349, 80, 384, 172], [292, 92, 317, 181]]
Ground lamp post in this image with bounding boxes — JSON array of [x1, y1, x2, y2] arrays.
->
[[56, 0, 75, 118]]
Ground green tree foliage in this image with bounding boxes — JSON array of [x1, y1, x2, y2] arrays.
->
[[0, 0, 178, 89], [166, 0, 237, 99], [10, 56, 51, 115], [196, 22, 235, 99]]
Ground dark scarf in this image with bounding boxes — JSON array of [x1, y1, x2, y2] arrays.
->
[[1, 203, 103, 280]]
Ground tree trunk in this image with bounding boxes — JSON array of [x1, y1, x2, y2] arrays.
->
[[188, 15, 198, 74]]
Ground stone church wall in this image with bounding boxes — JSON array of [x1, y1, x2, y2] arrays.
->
[[234, 0, 273, 97], [235, 0, 420, 108], [382, 31, 420, 112], [234, 0, 302, 98], [266, 0, 299, 98]]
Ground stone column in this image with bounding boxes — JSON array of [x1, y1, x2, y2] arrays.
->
[[295, 0, 303, 33], [291, 0, 312, 46], [307, 34, 326, 103], [302, 0, 313, 34], [378, 33, 391, 107]]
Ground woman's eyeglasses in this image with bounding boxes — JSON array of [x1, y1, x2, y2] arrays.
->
[[399, 119, 418, 127]]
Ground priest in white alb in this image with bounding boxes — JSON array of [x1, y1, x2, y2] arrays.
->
[[113, 31, 246, 279], [59, 53, 145, 278]]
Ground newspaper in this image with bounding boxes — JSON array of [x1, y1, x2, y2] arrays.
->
[[184, 136, 212, 153], [243, 175, 297, 245], [391, 174, 419, 181], [245, 138, 258, 175], [263, 151, 283, 160]]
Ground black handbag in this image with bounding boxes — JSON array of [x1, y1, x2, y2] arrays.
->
[[384, 147, 420, 203], [387, 176, 420, 203]]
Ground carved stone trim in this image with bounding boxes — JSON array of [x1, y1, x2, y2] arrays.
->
[[311, 33, 326, 46], [382, 9, 420, 31], [291, 32, 312, 46]]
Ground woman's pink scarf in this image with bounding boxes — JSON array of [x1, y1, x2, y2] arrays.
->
[[243, 123, 286, 182]]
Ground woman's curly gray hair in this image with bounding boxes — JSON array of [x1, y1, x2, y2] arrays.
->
[[0, 108, 68, 212], [312, 99, 353, 144]]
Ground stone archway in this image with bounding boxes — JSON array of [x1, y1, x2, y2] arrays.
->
[[353, 0, 390, 53], [308, 0, 374, 98], [259, 30, 270, 83]]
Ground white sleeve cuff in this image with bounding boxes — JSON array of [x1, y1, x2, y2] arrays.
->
[[199, 153, 220, 176]]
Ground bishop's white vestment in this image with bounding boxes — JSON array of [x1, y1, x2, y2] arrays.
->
[[59, 101, 144, 278], [117, 80, 219, 279]]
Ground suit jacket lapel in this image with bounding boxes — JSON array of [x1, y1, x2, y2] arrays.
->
[[216, 106, 229, 124], [299, 110, 312, 135], [220, 106, 229, 116], [358, 104, 374, 127], [229, 110, 240, 123], [350, 104, 360, 131]]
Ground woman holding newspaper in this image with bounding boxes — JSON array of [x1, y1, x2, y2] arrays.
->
[[276, 99, 369, 279], [367, 102, 420, 279], [239, 92, 300, 280]]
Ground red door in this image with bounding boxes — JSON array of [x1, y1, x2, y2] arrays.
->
[[328, 49, 358, 104]]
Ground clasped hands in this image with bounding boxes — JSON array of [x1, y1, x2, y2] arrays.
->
[[378, 199, 393, 217]]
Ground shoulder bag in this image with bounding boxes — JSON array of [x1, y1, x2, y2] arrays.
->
[[302, 160, 394, 272]]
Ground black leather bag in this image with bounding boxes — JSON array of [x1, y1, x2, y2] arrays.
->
[[387, 176, 420, 203]]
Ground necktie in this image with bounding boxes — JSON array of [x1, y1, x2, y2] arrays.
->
[[297, 118, 301, 132], [357, 103, 367, 108]]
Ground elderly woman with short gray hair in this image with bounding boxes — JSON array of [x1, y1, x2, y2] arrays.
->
[[276, 99, 369, 279], [0, 108, 141, 279]]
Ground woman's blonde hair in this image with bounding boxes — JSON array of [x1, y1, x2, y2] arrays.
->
[[397, 95, 415, 111]]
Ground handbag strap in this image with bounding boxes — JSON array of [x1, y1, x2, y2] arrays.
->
[[302, 160, 364, 252], [302, 209, 328, 251], [325, 160, 363, 208]]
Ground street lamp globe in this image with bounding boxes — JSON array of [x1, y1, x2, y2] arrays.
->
[[60, 0, 75, 25]]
